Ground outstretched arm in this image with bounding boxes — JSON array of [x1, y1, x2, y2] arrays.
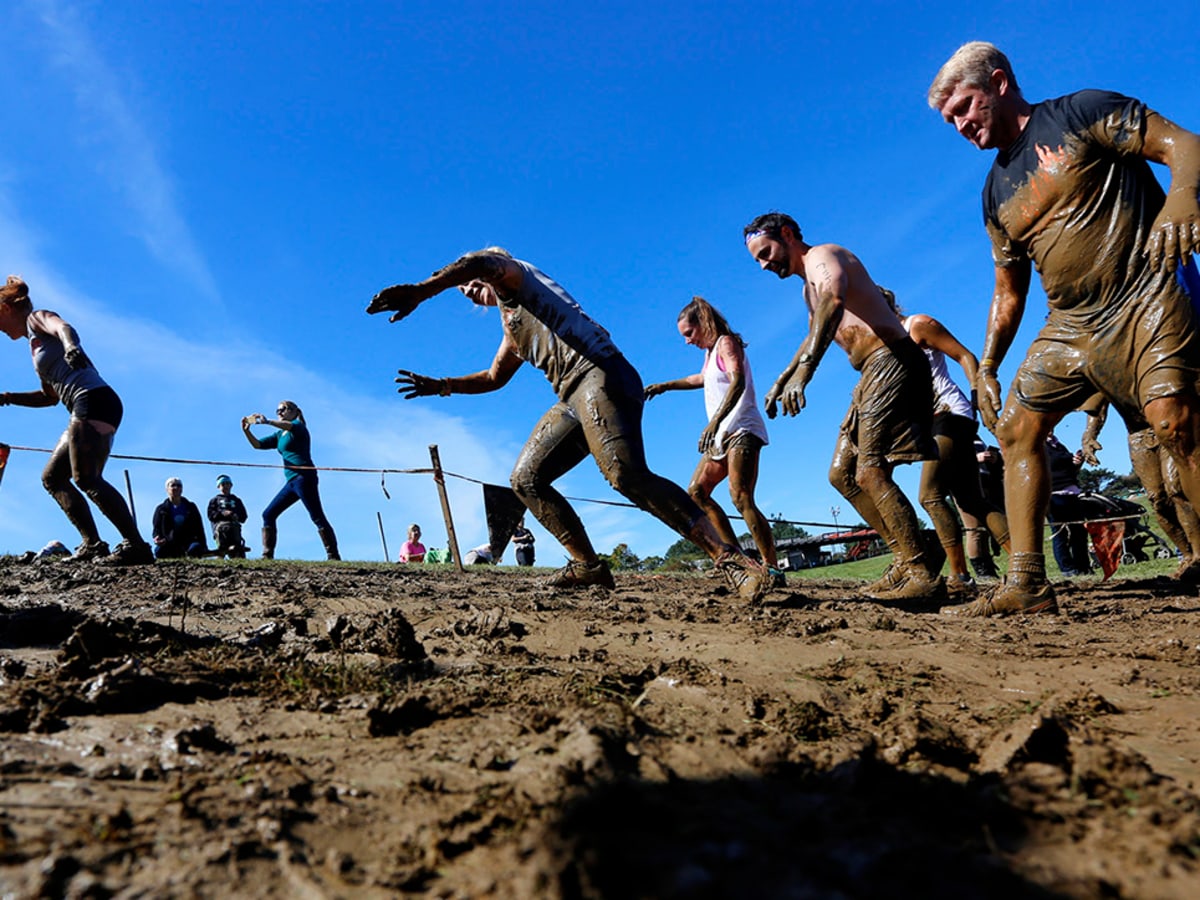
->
[[1142, 111, 1200, 271], [396, 333, 524, 399], [765, 262, 845, 418], [976, 260, 1031, 432], [644, 372, 703, 399], [367, 252, 523, 323], [0, 380, 58, 408]]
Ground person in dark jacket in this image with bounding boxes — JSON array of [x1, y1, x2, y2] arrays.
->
[[207, 473, 249, 559], [152, 477, 207, 559]]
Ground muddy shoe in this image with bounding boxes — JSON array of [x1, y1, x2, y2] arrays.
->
[[769, 568, 788, 589], [946, 574, 978, 597], [866, 567, 945, 602], [1172, 557, 1200, 584], [70, 540, 110, 561], [947, 580, 1058, 617], [715, 552, 771, 603], [863, 562, 900, 595], [100, 540, 155, 566], [544, 559, 615, 590]]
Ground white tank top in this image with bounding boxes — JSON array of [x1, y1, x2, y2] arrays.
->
[[702, 335, 769, 459], [902, 316, 973, 419]]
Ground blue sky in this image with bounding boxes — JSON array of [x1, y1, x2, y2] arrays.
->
[[1, 0, 1197, 562]]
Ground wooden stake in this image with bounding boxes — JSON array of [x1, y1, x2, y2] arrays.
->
[[377, 511, 389, 562], [124, 469, 138, 529], [428, 444, 464, 571]]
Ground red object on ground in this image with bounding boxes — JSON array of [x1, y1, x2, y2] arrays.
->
[[1086, 519, 1126, 581]]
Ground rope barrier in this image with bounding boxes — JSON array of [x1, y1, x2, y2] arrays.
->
[[0, 444, 1152, 531]]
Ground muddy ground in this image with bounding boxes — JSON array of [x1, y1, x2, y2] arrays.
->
[[1, 559, 1198, 899]]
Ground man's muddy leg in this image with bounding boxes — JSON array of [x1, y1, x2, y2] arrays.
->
[[828, 433, 891, 545], [1129, 430, 1191, 556], [1145, 393, 1200, 529]]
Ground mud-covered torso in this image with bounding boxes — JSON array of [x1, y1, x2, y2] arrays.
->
[[801, 267, 906, 370], [496, 260, 620, 398], [27, 315, 108, 411], [984, 90, 1173, 315]]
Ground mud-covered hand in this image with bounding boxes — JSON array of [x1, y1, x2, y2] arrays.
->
[[763, 383, 781, 420], [698, 420, 719, 455], [773, 375, 807, 417], [976, 367, 1003, 431], [396, 369, 446, 400], [64, 346, 92, 370], [367, 284, 432, 323], [1145, 189, 1200, 272], [644, 382, 667, 400], [1081, 424, 1104, 467]]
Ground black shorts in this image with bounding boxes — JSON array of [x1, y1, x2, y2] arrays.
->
[[70, 386, 123, 429]]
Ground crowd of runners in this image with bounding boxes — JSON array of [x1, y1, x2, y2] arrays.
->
[[5, 41, 1200, 615]]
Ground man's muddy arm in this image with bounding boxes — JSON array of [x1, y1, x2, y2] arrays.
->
[[1080, 394, 1108, 466], [368, 253, 523, 323], [1142, 112, 1200, 270], [766, 284, 843, 418], [976, 260, 1031, 431], [396, 335, 524, 399]]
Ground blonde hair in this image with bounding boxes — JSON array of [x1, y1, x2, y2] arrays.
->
[[928, 41, 1020, 109]]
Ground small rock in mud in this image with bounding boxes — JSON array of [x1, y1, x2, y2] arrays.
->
[[162, 722, 235, 756]]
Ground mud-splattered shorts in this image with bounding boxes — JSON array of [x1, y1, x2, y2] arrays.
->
[[840, 339, 936, 468], [1012, 282, 1200, 423], [705, 429, 764, 464]]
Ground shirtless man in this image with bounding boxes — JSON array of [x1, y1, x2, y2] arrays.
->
[[929, 41, 1200, 615], [744, 213, 942, 601], [366, 248, 772, 602]]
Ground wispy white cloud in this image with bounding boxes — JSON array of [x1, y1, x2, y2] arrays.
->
[[26, 0, 218, 299]]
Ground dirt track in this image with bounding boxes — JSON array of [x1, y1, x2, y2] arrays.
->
[[1, 559, 1199, 898]]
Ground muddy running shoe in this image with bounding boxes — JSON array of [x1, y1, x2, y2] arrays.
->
[[715, 552, 771, 603], [99, 539, 155, 566], [866, 566, 945, 602], [863, 562, 900, 596], [769, 568, 788, 589], [947, 580, 1058, 617], [544, 559, 615, 590], [946, 574, 978, 597], [70, 540, 110, 561]]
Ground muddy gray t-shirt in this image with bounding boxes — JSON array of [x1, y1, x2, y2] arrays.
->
[[983, 90, 1169, 314], [497, 259, 621, 398]]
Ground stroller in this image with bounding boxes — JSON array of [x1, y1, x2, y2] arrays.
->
[[1080, 492, 1175, 565]]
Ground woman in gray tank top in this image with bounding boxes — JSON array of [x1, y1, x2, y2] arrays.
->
[[0, 276, 153, 564]]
